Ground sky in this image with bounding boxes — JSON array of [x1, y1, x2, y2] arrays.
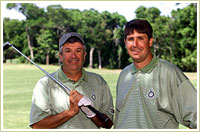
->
[[1, 1, 193, 21]]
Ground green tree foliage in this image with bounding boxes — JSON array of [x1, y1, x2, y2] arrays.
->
[[99, 11, 127, 69], [171, 4, 197, 71], [7, 3, 46, 60], [36, 29, 58, 65], [79, 9, 102, 68], [46, 5, 73, 37], [3, 18, 25, 49], [3, 3, 197, 71], [135, 4, 197, 71], [3, 18, 26, 62]]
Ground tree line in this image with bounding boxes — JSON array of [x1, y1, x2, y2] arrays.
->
[[3, 3, 197, 72]]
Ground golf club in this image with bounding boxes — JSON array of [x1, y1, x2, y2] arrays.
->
[[3, 42, 113, 128]]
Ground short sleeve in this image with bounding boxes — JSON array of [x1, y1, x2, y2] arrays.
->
[[29, 76, 52, 127], [171, 79, 197, 128], [99, 78, 114, 121], [169, 68, 197, 128]]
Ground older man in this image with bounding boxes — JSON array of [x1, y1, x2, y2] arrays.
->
[[30, 32, 114, 129]]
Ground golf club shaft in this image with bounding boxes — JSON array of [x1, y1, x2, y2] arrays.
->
[[3, 42, 112, 127], [3, 42, 71, 94]]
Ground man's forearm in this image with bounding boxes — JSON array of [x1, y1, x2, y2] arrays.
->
[[32, 109, 76, 129]]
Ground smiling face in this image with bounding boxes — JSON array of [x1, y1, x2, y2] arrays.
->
[[59, 42, 86, 75], [125, 30, 153, 68]]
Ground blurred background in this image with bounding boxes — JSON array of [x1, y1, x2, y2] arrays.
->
[[2, 1, 197, 71]]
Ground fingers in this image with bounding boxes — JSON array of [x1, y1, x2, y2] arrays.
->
[[70, 90, 83, 102], [69, 90, 83, 115], [69, 90, 84, 106]]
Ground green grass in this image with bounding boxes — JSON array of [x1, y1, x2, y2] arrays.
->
[[2, 64, 197, 129]]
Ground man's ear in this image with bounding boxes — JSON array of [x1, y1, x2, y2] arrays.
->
[[149, 38, 153, 47], [59, 53, 63, 63], [83, 51, 87, 61], [124, 39, 127, 46]]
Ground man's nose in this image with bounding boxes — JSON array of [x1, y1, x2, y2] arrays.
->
[[132, 39, 138, 47], [71, 51, 77, 58]]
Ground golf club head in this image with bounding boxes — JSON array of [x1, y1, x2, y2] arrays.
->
[[3, 42, 11, 51]]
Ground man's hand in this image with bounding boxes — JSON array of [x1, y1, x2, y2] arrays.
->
[[78, 96, 96, 118], [69, 90, 83, 116]]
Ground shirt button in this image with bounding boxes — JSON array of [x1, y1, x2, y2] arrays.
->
[[71, 80, 76, 84]]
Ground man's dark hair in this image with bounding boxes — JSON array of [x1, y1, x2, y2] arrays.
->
[[124, 19, 153, 40]]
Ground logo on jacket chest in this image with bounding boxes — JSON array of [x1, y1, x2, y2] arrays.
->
[[147, 90, 155, 99], [90, 91, 96, 100]]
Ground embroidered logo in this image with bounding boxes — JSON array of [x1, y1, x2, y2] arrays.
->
[[148, 90, 155, 98], [90, 91, 96, 100]]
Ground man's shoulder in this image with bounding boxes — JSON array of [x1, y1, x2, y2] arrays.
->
[[34, 71, 58, 92], [158, 59, 179, 70], [157, 58, 188, 79], [39, 71, 58, 83], [85, 71, 107, 84], [117, 63, 134, 82], [121, 63, 134, 74], [86, 71, 103, 79]]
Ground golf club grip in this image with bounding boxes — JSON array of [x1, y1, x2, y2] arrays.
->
[[87, 105, 108, 121], [87, 105, 113, 128]]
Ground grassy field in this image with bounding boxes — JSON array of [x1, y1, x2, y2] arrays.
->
[[2, 63, 197, 129]]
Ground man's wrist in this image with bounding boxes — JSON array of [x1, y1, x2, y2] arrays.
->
[[67, 108, 77, 117]]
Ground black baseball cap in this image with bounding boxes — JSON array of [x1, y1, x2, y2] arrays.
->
[[59, 32, 85, 48]]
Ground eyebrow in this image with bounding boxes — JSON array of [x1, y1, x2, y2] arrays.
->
[[127, 35, 145, 39], [137, 36, 145, 38], [64, 47, 83, 50]]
